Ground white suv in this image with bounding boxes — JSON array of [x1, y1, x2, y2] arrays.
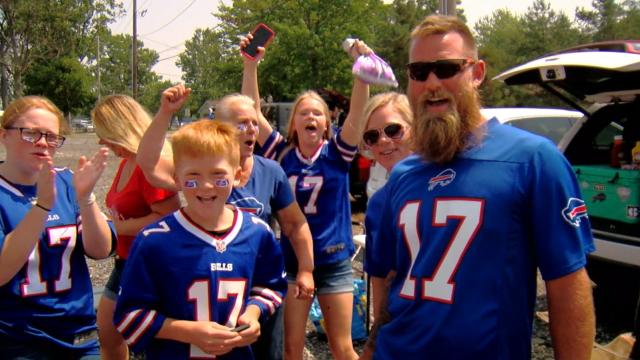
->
[[494, 44, 640, 331]]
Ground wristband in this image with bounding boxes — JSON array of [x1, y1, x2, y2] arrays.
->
[[80, 192, 96, 207], [35, 202, 51, 212]]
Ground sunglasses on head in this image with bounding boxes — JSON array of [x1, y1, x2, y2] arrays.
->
[[363, 123, 404, 146], [406, 59, 474, 81]]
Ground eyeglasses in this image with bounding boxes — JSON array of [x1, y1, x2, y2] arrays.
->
[[406, 59, 474, 81], [236, 121, 258, 133], [4, 127, 66, 148], [362, 123, 404, 146]]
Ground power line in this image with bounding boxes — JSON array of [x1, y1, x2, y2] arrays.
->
[[113, 0, 132, 34], [140, 0, 197, 36], [157, 54, 180, 62]]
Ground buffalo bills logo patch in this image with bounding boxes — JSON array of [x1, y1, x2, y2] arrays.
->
[[562, 198, 588, 227], [229, 197, 265, 217], [428, 169, 456, 191]]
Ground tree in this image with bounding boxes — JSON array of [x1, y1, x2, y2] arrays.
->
[[576, 0, 640, 41], [476, 0, 586, 107], [373, 0, 440, 91], [86, 33, 161, 101], [24, 56, 94, 117], [179, 0, 388, 105], [0, 0, 121, 106]]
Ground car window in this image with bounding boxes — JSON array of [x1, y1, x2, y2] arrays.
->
[[565, 102, 639, 166], [504, 117, 578, 144], [594, 122, 623, 148]]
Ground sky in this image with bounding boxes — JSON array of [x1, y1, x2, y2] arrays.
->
[[110, 0, 595, 83]]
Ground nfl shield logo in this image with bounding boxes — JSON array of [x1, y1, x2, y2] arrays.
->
[[215, 241, 227, 253]]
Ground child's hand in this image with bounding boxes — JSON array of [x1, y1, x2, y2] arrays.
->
[[35, 159, 56, 210], [240, 33, 266, 62], [187, 321, 240, 357], [74, 147, 109, 202], [232, 313, 261, 347]]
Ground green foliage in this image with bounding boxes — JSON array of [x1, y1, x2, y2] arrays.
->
[[24, 56, 94, 116], [4, 0, 640, 115], [137, 79, 174, 114]]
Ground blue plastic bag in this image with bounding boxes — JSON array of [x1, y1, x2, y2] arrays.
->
[[308, 279, 368, 341]]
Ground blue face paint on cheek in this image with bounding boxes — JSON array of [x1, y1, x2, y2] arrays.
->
[[215, 179, 229, 187], [184, 180, 198, 188]]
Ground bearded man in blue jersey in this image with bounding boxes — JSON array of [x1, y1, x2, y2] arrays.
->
[[360, 15, 595, 360]]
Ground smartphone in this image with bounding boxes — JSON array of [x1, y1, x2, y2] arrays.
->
[[231, 324, 250, 332], [241, 23, 275, 60]]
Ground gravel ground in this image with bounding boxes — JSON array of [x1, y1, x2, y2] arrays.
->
[[9, 132, 621, 359]]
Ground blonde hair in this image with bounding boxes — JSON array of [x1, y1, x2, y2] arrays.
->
[[286, 90, 332, 145], [170, 120, 240, 168], [361, 92, 413, 149], [411, 15, 478, 59], [215, 94, 255, 123], [1, 96, 68, 134], [91, 95, 152, 154]]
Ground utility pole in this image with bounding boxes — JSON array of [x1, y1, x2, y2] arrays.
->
[[132, 0, 138, 99], [440, 0, 457, 16], [97, 33, 101, 101]]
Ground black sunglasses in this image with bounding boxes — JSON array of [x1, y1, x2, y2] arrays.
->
[[406, 59, 474, 81], [363, 123, 404, 146]]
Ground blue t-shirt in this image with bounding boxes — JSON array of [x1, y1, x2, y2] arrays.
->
[[0, 168, 116, 353], [363, 183, 390, 278], [227, 155, 294, 223], [114, 208, 287, 359], [258, 130, 357, 268], [371, 119, 595, 359]]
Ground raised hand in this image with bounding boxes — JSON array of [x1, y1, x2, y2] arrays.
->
[[349, 39, 373, 60], [73, 147, 109, 201], [35, 159, 56, 209], [159, 84, 191, 116], [240, 34, 266, 62]]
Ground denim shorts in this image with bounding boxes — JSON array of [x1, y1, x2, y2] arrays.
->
[[287, 259, 353, 295], [103, 259, 126, 301]]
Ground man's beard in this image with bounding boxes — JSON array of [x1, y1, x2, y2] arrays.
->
[[411, 83, 485, 164]]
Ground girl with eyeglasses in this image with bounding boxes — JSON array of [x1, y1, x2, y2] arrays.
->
[[359, 93, 413, 321], [241, 36, 372, 360], [91, 95, 181, 360], [0, 96, 115, 359]]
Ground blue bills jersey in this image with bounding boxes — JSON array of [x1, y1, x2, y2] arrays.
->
[[227, 155, 294, 223], [0, 168, 116, 352], [258, 130, 356, 268], [371, 119, 595, 359], [114, 208, 287, 359], [363, 183, 390, 278]]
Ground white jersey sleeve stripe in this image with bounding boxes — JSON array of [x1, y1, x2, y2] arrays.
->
[[333, 135, 357, 162], [116, 309, 142, 333], [125, 310, 157, 346], [251, 286, 283, 305], [263, 132, 284, 160], [250, 295, 276, 314]]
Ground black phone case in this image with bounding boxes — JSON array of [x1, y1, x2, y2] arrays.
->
[[242, 24, 275, 59]]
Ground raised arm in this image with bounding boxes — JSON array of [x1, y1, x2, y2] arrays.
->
[[240, 35, 273, 147], [137, 84, 191, 192], [338, 40, 371, 146], [74, 147, 114, 259], [0, 160, 57, 284]]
